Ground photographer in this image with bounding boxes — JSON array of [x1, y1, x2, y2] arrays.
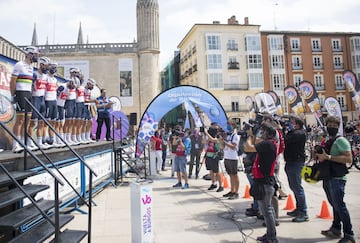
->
[[244, 123, 278, 243], [284, 116, 308, 222], [204, 122, 223, 192], [222, 119, 240, 200], [171, 127, 191, 189], [316, 116, 355, 243]]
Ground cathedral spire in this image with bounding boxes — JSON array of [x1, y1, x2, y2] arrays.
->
[[31, 23, 38, 46], [77, 22, 84, 44]]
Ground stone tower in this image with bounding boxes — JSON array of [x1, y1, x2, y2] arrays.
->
[[136, 0, 160, 114]]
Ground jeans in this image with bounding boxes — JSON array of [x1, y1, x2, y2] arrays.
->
[[258, 184, 277, 240], [285, 162, 307, 214], [323, 178, 354, 237], [188, 150, 201, 177], [246, 171, 259, 211], [162, 149, 167, 170]]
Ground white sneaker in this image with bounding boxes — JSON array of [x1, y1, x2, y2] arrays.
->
[[58, 141, 66, 148], [27, 144, 39, 151], [80, 139, 88, 145], [39, 143, 51, 150], [12, 144, 24, 153]]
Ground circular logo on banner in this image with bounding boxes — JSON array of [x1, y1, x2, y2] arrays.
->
[[0, 94, 15, 123], [299, 82, 314, 99], [109, 96, 122, 111], [285, 88, 297, 104]]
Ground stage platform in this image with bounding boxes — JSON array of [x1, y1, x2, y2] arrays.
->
[[0, 140, 116, 171]]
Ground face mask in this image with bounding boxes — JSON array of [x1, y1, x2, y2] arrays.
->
[[327, 127, 338, 137], [49, 68, 57, 74], [226, 124, 232, 131], [41, 67, 48, 74], [31, 55, 38, 63]]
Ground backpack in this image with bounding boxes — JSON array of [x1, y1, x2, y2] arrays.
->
[[184, 137, 192, 156]]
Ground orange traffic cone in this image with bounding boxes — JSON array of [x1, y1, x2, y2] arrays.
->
[[317, 200, 333, 219], [283, 194, 296, 210], [222, 174, 230, 189], [243, 185, 251, 199]]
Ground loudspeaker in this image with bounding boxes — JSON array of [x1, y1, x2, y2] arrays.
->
[[130, 113, 137, 125]]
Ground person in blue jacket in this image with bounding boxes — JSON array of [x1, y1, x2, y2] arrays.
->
[[95, 89, 113, 141]]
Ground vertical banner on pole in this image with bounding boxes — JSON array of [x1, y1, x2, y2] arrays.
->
[[284, 85, 305, 117], [131, 181, 153, 243]]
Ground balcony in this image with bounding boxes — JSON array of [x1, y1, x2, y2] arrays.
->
[[334, 63, 344, 70], [222, 104, 249, 112], [291, 47, 301, 52], [313, 63, 324, 70], [292, 63, 303, 70], [315, 85, 325, 91], [223, 83, 249, 90], [227, 43, 238, 51], [228, 61, 240, 70], [332, 47, 343, 52], [336, 85, 346, 90], [312, 47, 322, 52]]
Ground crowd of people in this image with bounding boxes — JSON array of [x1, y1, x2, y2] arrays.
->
[[10, 46, 113, 153], [148, 114, 356, 243]]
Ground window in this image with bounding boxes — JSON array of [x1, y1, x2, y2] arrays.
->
[[231, 101, 239, 112], [227, 39, 238, 50], [335, 74, 345, 89], [207, 35, 220, 50], [229, 56, 237, 63], [248, 73, 264, 89], [247, 55, 262, 69], [318, 95, 325, 106], [290, 38, 301, 51], [293, 74, 303, 87], [332, 39, 342, 51], [271, 74, 285, 91], [352, 54, 360, 69], [314, 75, 324, 90], [245, 35, 261, 51], [292, 56, 302, 70], [350, 37, 360, 52], [208, 73, 223, 88], [268, 36, 283, 51], [312, 38, 321, 51], [337, 95, 346, 109], [207, 54, 222, 69], [313, 56, 323, 69], [228, 57, 239, 69], [270, 55, 284, 69], [334, 56, 343, 69]]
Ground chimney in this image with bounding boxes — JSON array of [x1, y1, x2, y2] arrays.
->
[[244, 17, 249, 25], [227, 15, 239, 25]]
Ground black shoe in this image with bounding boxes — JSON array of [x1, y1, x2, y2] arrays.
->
[[286, 209, 299, 217], [292, 214, 309, 222], [223, 192, 233, 197], [228, 193, 239, 200], [245, 209, 259, 217], [106, 138, 113, 141], [321, 228, 341, 239], [172, 182, 182, 188], [216, 186, 224, 192], [257, 214, 264, 220], [208, 184, 217, 190], [188, 175, 192, 179]]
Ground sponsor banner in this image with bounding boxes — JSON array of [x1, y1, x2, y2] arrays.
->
[[266, 90, 283, 115], [284, 85, 304, 116], [343, 70, 360, 114], [254, 92, 277, 115], [135, 85, 227, 157], [299, 80, 324, 126], [324, 97, 344, 136]]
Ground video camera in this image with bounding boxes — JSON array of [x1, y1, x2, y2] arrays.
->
[[242, 113, 264, 135]]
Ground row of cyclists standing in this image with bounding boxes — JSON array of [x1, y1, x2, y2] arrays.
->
[[10, 46, 109, 153]]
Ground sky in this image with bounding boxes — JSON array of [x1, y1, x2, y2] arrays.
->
[[0, 0, 359, 69]]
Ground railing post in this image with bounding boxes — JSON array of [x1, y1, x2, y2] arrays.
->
[[24, 109, 28, 170], [88, 172, 93, 243], [54, 181, 60, 243]]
